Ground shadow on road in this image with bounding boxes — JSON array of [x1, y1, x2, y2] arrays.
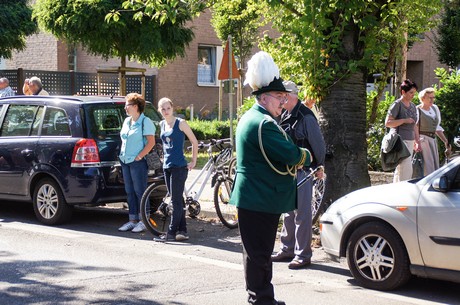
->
[[0, 201, 242, 254], [0, 257, 171, 305]]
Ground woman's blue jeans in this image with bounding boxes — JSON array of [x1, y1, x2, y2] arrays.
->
[[164, 166, 188, 235], [121, 159, 148, 221]]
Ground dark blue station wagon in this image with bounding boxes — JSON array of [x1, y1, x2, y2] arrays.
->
[[0, 95, 162, 225]]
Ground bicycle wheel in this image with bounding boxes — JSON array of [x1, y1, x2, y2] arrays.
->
[[214, 176, 238, 229], [226, 157, 237, 179], [311, 176, 326, 224], [140, 182, 169, 236]]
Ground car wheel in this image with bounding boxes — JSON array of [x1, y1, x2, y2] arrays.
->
[[33, 178, 73, 225], [346, 221, 411, 290]]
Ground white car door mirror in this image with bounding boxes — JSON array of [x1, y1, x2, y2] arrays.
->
[[432, 176, 449, 192]]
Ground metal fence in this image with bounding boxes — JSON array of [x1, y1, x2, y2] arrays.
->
[[0, 69, 156, 103]]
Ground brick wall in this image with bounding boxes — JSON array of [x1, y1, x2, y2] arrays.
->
[[157, 10, 222, 113], [7, 32, 58, 71], [407, 32, 448, 89]]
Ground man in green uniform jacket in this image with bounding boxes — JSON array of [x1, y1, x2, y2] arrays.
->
[[230, 51, 312, 305]]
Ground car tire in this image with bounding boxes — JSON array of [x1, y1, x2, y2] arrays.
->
[[346, 221, 411, 290], [33, 178, 73, 225]]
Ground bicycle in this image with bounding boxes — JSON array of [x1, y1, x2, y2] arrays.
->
[[140, 138, 238, 236]]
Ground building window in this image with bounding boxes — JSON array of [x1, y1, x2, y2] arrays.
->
[[68, 46, 77, 71], [197, 45, 222, 86]]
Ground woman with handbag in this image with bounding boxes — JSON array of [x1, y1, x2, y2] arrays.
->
[[385, 79, 420, 182], [154, 97, 198, 242], [416, 88, 451, 175], [118, 93, 156, 233]]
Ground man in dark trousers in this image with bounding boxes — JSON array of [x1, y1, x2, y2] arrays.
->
[[272, 81, 326, 269], [230, 52, 312, 305]]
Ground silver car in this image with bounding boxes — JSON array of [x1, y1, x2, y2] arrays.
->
[[320, 157, 460, 290]]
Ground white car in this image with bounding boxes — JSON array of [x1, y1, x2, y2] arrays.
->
[[320, 157, 460, 290]]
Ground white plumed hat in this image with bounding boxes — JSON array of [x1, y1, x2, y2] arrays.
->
[[244, 51, 290, 95]]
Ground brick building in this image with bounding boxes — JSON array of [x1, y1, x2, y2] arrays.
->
[[2, 10, 445, 112]]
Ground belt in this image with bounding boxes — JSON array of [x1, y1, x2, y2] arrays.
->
[[420, 131, 435, 138]]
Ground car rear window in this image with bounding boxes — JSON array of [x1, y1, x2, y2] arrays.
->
[[84, 102, 161, 139]]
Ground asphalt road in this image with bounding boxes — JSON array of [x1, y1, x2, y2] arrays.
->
[[1, 200, 460, 305]]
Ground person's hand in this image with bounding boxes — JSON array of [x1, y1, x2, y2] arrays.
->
[[187, 161, 196, 171], [445, 144, 452, 157], [405, 118, 415, 124], [314, 168, 324, 180], [414, 141, 422, 152]]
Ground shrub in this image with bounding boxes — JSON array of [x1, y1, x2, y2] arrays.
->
[[238, 96, 256, 117], [188, 119, 237, 141]]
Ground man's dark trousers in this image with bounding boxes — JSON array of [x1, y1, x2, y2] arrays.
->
[[238, 207, 281, 305]]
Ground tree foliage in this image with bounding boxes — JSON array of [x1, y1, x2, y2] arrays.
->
[[0, 0, 37, 59], [210, 0, 267, 69], [261, 0, 440, 101], [434, 67, 460, 143], [33, 0, 196, 67], [434, 0, 460, 68]]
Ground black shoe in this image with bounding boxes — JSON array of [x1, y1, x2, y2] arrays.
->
[[288, 258, 311, 269], [271, 251, 295, 262], [153, 233, 175, 242]]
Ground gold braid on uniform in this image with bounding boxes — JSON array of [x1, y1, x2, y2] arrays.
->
[[258, 116, 297, 177]]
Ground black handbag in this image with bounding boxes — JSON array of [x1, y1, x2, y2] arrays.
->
[[412, 108, 424, 179], [411, 151, 424, 179], [145, 150, 163, 171], [142, 117, 163, 171]]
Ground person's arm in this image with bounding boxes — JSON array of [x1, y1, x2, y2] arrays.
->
[[385, 102, 414, 128], [301, 116, 326, 178], [179, 120, 198, 170], [414, 108, 421, 152], [434, 105, 451, 155], [385, 115, 414, 128]]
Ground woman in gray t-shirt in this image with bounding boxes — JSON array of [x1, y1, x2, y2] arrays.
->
[[385, 79, 420, 182]]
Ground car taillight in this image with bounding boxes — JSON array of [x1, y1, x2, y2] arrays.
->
[[71, 138, 100, 167]]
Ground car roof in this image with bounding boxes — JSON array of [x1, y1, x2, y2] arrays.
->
[[0, 95, 127, 105]]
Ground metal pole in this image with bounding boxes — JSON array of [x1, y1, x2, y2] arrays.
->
[[228, 35, 234, 149]]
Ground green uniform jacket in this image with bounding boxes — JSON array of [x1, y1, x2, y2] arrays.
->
[[230, 104, 311, 214]]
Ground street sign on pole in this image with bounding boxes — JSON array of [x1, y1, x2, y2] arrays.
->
[[218, 40, 239, 80]]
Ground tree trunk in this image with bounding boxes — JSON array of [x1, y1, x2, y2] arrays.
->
[[120, 56, 126, 96], [319, 70, 371, 207]]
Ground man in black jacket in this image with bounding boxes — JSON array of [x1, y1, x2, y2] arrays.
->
[[271, 81, 326, 269]]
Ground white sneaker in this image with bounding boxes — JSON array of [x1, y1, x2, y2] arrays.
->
[[131, 221, 146, 233], [118, 222, 136, 232]]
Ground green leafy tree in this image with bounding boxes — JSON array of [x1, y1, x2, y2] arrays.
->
[[260, 0, 441, 204], [211, 0, 266, 70], [434, 0, 460, 68], [33, 0, 197, 94], [0, 0, 37, 59], [434, 67, 460, 143]]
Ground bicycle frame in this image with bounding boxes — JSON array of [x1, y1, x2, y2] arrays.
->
[[184, 156, 216, 202], [183, 139, 231, 202]]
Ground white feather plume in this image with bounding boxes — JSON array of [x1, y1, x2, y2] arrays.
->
[[244, 51, 280, 90]]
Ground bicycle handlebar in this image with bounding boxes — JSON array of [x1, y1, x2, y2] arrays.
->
[[187, 138, 232, 151], [297, 166, 325, 188]]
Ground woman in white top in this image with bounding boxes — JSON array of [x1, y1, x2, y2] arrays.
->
[[416, 88, 451, 175]]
